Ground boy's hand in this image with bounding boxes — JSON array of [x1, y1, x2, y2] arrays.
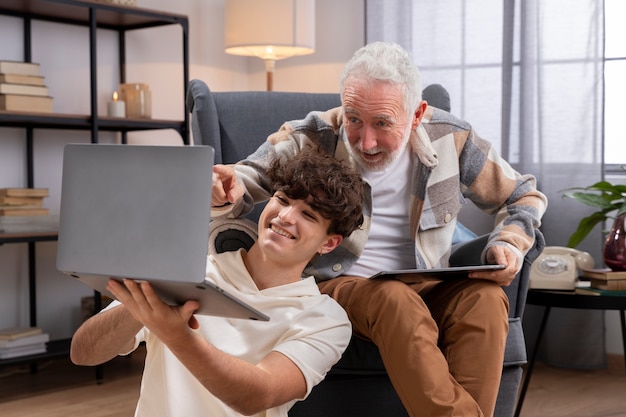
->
[[107, 279, 200, 343], [212, 164, 244, 207]]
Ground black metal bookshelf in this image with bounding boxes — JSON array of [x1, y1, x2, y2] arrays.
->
[[0, 0, 189, 370]]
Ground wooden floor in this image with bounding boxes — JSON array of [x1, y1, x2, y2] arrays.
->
[[1, 347, 625, 417], [0, 346, 145, 417], [518, 354, 626, 417]]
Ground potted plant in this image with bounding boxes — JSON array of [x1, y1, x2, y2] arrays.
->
[[563, 180, 626, 270]]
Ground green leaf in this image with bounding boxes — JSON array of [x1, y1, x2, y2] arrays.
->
[[567, 212, 607, 248], [562, 180, 626, 247], [590, 181, 626, 194], [564, 191, 616, 209]]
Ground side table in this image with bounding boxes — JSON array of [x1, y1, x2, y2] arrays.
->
[[514, 288, 626, 417]]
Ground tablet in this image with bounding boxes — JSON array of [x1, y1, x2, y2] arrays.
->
[[370, 264, 506, 280]]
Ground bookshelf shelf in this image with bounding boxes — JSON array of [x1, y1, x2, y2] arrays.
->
[[0, 231, 58, 244], [0, 0, 188, 31], [0, 111, 186, 135]]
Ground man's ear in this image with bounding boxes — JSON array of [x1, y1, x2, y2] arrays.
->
[[411, 100, 428, 130], [319, 234, 343, 255]]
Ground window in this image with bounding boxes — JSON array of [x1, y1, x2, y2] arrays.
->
[[604, 0, 626, 169]]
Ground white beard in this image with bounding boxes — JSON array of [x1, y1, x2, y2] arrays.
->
[[348, 123, 413, 171]]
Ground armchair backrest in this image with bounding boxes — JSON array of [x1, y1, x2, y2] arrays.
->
[[186, 79, 341, 165], [186, 78, 456, 166]]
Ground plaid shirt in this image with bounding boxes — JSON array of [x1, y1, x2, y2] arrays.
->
[[221, 106, 547, 281]]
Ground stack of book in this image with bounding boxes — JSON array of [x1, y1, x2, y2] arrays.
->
[[0, 188, 57, 234], [0, 60, 53, 113], [576, 268, 626, 296], [0, 188, 49, 217], [0, 327, 49, 359]]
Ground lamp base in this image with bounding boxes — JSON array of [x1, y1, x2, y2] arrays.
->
[[264, 59, 275, 91]]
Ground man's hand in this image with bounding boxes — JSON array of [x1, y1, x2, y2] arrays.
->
[[212, 164, 244, 207], [107, 279, 200, 344], [468, 245, 518, 286]]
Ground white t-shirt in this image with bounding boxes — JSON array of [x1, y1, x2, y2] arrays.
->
[[111, 249, 351, 417], [347, 149, 416, 278]]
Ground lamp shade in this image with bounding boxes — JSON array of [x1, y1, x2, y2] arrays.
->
[[225, 0, 315, 61]]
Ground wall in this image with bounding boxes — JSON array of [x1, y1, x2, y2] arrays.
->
[[6, 0, 618, 359], [0, 0, 364, 339]]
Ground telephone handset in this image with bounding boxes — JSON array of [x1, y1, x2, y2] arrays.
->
[[529, 246, 595, 290]]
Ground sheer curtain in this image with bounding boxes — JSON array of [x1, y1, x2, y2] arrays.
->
[[366, 0, 606, 368]]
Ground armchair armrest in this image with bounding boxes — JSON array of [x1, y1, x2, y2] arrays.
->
[[449, 234, 490, 267], [449, 230, 545, 320], [209, 218, 257, 255]]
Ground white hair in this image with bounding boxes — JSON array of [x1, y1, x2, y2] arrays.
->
[[340, 42, 423, 116]]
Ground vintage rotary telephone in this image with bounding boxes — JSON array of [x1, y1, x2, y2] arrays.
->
[[529, 246, 595, 290]]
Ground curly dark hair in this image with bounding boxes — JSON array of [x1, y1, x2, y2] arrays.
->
[[266, 147, 364, 238]]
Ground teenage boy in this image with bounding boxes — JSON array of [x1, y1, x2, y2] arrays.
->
[[70, 148, 365, 417]]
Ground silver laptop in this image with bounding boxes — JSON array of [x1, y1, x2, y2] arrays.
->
[[56, 144, 269, 321]]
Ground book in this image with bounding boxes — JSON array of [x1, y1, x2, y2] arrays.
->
[[0, 195, 45, 207], [575, 287, 626, 296], [0, 343, 47, 359], [0, 214, 59, 234], [0, 94, 53, 113], [0, 207, 49, 216], [0, 326, 42, 340], [580, 268, 626, 280], [0, 332, 49, 349], [0, 60, 40, 76], [0, 73, 46, 86], [589, 278, 626, 291], [0, 83, 49, 96], [0, 188, 49, 198]]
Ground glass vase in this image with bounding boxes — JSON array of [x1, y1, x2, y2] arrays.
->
[[602, 212, 626, 271]]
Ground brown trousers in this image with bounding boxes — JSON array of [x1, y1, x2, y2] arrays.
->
[[318, 276, 509, 417]]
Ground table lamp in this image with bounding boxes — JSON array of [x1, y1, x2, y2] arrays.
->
[[224, 0, 315, 91]]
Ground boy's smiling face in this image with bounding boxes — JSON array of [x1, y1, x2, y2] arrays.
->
[[256, 191, 341, 265]]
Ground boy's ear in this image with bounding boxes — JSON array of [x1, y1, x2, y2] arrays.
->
[[319, 234, 343, 255]]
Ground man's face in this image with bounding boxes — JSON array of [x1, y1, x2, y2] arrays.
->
[[342, 77, 416, 171], [257, 191, 340, 265]]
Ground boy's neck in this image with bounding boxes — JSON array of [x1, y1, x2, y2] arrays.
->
[[242, 245, 306, 290]]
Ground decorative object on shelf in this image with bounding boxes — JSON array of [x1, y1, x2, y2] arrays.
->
[[107, 91, 125, 117], [603, 212, 626, 271], [119, 83, 151, 119], [529, 246, 594, 290], [224, 0, 315, 91], [563, 180, 626, 270]]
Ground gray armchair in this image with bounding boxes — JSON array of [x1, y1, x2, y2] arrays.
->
[[187, 79, 545, 417]]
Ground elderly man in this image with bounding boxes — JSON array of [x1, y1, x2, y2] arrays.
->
[[212, 42, 547, 417]]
